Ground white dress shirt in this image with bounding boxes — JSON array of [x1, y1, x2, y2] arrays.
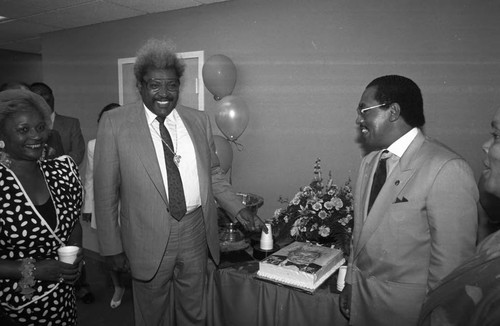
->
[[386, 127, 419, 175], [144, 106, 201, 213]]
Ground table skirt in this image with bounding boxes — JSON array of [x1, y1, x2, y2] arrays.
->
[[207, 260, 349, 326]]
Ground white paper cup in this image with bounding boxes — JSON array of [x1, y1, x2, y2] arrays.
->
[[57, 246, 79, 264], [260, 223, 273, 250], [337, 265, 347, 291]]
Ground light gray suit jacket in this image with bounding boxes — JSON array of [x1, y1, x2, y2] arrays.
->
[[93, 102, 244, 281], [346, 130, 478, 326]]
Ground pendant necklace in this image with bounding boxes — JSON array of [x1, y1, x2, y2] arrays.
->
[[156, 120, 181, 167]]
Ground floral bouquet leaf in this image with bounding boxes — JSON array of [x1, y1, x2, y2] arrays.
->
[[271, 159, 353, 258]]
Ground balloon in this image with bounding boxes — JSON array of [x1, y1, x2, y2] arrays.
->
[[202, 54, 237, 100], [215, 96, 250, 141], [213, 135, 233, 173]]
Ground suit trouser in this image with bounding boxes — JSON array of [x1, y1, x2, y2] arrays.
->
[[132, 207, 208, 326]]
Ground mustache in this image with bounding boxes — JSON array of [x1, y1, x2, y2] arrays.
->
[[154, 94, 174, 101]]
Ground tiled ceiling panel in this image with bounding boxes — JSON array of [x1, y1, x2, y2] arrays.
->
[[0, 19, 57, 42], [0, 0, 231, 53], [24, 2, 144, 29], [107, 0, 203, 13], [0, 0, 92, 19]]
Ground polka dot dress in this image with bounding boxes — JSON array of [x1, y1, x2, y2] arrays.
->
[[0, 156, 83, 326]]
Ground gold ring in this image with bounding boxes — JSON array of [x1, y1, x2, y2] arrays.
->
[[58, 276, 64, 283]]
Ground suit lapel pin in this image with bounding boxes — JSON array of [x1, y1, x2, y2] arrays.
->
[[395, 180, 400, 186]]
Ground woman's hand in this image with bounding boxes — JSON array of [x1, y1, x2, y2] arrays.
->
[[34, 250, 83, 285]]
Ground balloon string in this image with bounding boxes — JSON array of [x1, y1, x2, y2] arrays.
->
[[229, 139, 244, 151]]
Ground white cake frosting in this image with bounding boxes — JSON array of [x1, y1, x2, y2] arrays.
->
[[257, 241, 345, 291]]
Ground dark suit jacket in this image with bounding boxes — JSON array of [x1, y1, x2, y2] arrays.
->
[[53, 113, 85, 165], [93, 102, 245, 281], [46, 129, 65, 158], [346, 130, 478, 326]]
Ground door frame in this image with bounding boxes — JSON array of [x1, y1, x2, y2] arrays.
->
[[117, 50, 205, 110]]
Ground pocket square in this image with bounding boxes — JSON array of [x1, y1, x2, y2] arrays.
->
[[394, 197, 408, 203]]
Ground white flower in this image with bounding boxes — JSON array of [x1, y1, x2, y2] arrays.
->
[[332, 197, 343, 210], [319, 226, 330, 237], [312, 202, 322, 211], [273, 208, 283, 218], [318, 210, 328, 219], [291, 195, 301, 205], [324, 201, 334, 210]]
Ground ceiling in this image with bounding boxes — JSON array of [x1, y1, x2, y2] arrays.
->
[[0, 0, 229, 54]]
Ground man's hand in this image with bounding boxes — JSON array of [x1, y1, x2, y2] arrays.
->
[[339, 283, 352, 320], [235, 208, 268, 233], [105, 253, 130, 273]]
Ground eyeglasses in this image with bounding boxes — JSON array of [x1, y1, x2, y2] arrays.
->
[[357, 103, 389, 115], [143, 79, 180, 92]]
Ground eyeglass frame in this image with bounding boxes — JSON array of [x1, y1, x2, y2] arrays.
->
[[357, 103, 390, 116], [142, 78, 181, 92]]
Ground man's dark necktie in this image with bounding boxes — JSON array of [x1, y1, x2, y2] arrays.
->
[[156, 116, 186, 220], [367, 151, 390, 214]]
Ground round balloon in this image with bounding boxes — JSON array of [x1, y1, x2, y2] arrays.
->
[[213, 135, 233, 173], [202, 54, 237, 100], [215, 95, 249, 141]]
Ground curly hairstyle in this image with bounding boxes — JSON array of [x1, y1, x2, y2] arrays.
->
[[133, 39, 185, 86], [366, 75, 425, 128], [0, 89, 53, 134]]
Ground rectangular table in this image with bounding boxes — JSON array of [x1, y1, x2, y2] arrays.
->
[[207, 253, 349, 326]]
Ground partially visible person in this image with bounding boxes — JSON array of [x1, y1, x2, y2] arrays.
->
[[0, 89, 84, 325], [476, 110, 500, 242], [477, 135, 500, 227], [30, 82, 85, 165], [339, 75, 478, 326], [82, 102, 126, 309], [418, 107, 500, 326], [94, 39, 265, 325], [476, 188, 500, 243]]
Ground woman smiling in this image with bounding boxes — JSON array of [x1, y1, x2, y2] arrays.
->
[[0, 89, 84, 326]]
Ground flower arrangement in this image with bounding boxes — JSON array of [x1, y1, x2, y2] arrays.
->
[[271, 158, 354, 257]]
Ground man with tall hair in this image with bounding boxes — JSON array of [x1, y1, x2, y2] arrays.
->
[[30, 82, 85, 165], [93, 39, 263, 325], [339, 75, 478, 325]]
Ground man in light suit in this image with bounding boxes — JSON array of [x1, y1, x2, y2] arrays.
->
[[30, 82, 85, 165], [94, 39, 263, 325], [339, 75, 478, 326]]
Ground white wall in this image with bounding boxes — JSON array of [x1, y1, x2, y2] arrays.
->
[[40, 0, 500, 226]]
